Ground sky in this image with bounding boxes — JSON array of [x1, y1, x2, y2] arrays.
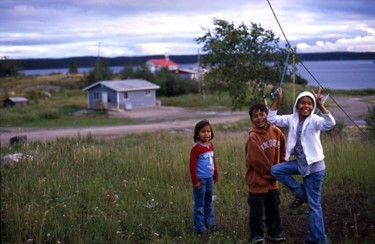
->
[[1, 0, 375, 59]]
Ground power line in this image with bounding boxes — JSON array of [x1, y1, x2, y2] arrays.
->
[[266, 0, 365, 134]]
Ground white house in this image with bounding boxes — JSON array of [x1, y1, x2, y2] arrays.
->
[[145, 55, 178, 73]]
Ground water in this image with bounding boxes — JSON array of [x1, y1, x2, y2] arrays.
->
[[23, 60, 375, 90], [22, 66, 125, 76], [296, 60, 375, 90]]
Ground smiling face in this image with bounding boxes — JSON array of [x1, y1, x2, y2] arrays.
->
[[250, 109, 268, 129], [297, 96, 314, 120]]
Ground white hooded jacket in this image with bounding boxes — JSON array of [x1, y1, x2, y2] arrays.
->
[[267, 91, 336, 164]]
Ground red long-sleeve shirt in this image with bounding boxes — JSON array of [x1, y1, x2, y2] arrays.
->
[[189, 142, 219, 185]]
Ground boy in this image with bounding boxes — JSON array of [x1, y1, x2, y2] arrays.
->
[[245, 104, 286, 243]]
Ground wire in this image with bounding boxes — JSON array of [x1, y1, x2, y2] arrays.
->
[[266, 0, 365, 134]]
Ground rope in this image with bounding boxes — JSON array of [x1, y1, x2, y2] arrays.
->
[[271, 50, 291, 98], [266, 0, 365, 134]]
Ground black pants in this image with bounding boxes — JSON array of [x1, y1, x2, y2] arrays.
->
[[248, 189, 282, 238]]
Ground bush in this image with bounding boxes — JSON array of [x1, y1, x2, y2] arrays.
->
[[365, 104, 375, 140]]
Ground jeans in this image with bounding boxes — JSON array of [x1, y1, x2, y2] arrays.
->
[[248, 190, 282, 238], [271, 161, 328, 244], [192, 177, 216, 232]]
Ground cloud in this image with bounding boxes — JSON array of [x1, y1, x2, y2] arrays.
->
[[1, 0, 374, 58]]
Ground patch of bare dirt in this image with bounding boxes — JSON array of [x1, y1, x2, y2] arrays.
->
[[280, 192, 375, 243], [328, 95, 375, 126]]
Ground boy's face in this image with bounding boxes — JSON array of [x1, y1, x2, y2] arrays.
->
[[297, 96, 314, 119], [251, 109, 268, 129]]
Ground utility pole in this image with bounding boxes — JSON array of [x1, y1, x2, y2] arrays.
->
[[97, 42, 102, 59], [197, 48, 205, 100]]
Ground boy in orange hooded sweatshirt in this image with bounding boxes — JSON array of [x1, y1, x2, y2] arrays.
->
[[245, 104, 286, 243]]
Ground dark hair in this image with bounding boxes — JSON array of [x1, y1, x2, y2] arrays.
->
[[249, 103, 268, 118], [193, 120, 214, 142]]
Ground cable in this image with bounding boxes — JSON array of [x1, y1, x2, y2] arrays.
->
[[266, 0, 365, 134]]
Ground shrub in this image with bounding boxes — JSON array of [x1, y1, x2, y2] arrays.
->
[[364, 104, 375, 140]]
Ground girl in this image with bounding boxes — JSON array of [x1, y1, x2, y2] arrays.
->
[[189, 120, 219, 235], [268, 88, 336, 244]]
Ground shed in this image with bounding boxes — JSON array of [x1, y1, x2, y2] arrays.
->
[[82, 79, 160, 110], [3, 97, 29, 107]]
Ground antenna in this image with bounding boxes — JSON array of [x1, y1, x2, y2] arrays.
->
[[97, 42, 102, 58]]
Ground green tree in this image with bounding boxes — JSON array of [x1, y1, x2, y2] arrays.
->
[[196, 18, 289, 109], [154, 68, 198, 97], [68, 60, 78, 74], [119, 66, 135, 79], [87, 58, 113, 84], [0, 56, 20, 77]]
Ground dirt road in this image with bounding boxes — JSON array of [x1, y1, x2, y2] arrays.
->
[[1, 95, 373, 146], [0, 108, 249, 146]]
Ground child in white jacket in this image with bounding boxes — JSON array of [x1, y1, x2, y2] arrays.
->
[[268, 88, 335, 244]]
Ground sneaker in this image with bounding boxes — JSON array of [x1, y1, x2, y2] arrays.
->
[[209, 225, 219, 232], [268, 233, 286, 242], [250, 235, 264, 243], [290, 197, 306, 208]]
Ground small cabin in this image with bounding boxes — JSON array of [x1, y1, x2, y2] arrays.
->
[[3, 97, 29, 107]]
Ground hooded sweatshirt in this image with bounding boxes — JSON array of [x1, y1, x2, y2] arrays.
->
[[267, 91, 336, 164], [245, 123, 286, 193]]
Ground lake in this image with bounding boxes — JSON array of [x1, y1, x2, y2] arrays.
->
[[296, 60, 375, 90], [22, 60, 375, 90]]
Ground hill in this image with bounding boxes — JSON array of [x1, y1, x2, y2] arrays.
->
[[15, 52, 375, 70]]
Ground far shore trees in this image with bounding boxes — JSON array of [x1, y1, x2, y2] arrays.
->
[[0, 56, 20, 77]]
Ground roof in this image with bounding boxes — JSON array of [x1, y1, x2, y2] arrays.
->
[[5, 97, 29, 102], [147, 59, 177, 67], [82, 79, 160, 92], [175, 68, 199, 74]]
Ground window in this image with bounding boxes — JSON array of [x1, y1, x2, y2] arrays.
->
[[145, 90, 151, 96], [123, 92, 128, 99], [93, 92, 100, 100]]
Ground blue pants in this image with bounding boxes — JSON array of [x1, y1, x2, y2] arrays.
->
[[192, 177, 216, 232], [271, 161, 328, 244]]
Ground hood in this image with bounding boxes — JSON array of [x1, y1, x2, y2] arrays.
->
[[293, 91, 316, 117]]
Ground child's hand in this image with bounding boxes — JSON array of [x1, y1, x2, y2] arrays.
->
[[275, 87, 283, 101], [311, 88, 323, 106], [311, 88, 328, 114], [194, 183, 201, 190]]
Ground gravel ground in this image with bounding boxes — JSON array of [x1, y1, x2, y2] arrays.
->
[[1, 95, 373, 146]]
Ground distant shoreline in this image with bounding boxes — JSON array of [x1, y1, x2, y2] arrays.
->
[[15, 51, 375, 70]]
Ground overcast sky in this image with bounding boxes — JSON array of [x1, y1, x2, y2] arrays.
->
[[1, 0, 374, 59]]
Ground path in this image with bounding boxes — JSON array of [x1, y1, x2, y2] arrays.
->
[[0, 112, 248, 146], [1, 95, 373, 146]]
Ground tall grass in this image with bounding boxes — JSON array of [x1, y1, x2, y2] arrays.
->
[[1, 131, 374, 243]]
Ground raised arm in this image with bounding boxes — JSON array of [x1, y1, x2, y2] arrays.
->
[[271, 87, 283, 111], [311, 88, 328, 114]]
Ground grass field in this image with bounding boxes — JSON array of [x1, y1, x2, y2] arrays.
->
[[1, 74, 374, 243], [1, 131, 374, 243]]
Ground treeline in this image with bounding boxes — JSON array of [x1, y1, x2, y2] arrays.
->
[[13, 52, 375, 70]]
